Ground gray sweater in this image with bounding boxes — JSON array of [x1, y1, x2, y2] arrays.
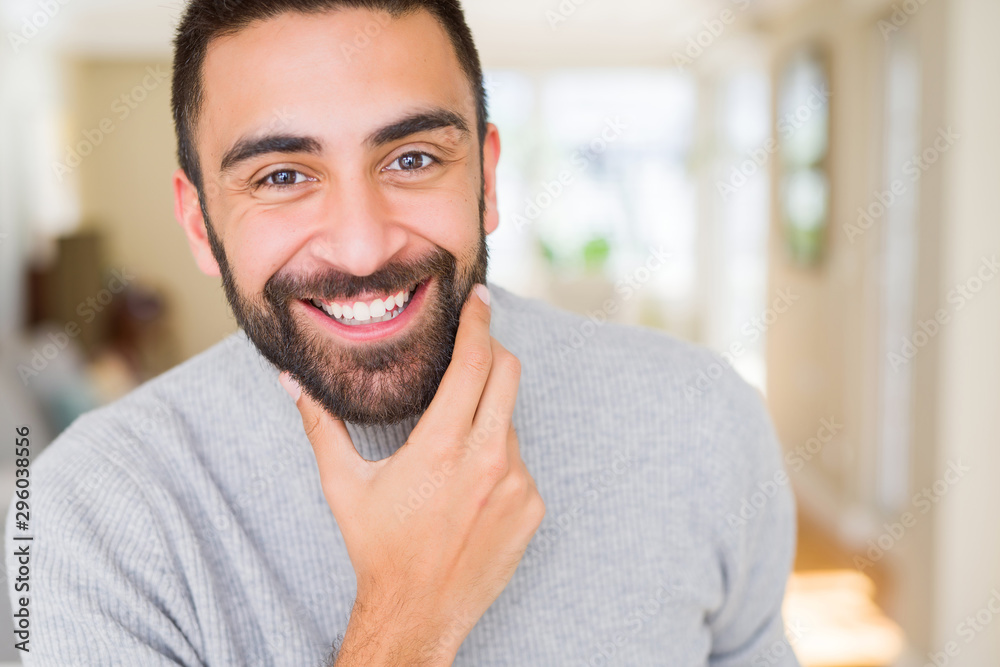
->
[[5, 282, 799, 666]]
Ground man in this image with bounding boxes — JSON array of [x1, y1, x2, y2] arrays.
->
[[6, 0, 799, 665]]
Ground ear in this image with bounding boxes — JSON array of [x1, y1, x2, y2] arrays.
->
[[481, 123, 501, 236], [173, 167, 222, 277]]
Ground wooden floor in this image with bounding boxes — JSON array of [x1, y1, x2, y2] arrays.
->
[[793, 511, 891, 598], [784, 511, 905, 667]]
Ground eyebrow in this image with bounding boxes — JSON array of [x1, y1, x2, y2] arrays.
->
[[364, 109, 470, 149], [218, 108, 471, 175], [219, 135, 321, 174]]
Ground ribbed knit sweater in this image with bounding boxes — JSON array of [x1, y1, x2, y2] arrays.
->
[[5, 282, 799, 666]]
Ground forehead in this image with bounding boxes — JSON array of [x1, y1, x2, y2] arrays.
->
[[198, 8, 474, 163]]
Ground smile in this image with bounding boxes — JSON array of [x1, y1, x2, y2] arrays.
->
[[310, 281, 422, 326], [299, 277, 432, 343]]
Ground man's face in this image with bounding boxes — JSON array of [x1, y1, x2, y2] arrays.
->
[[173, 8, 501, 427]]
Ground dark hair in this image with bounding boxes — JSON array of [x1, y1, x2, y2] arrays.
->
[[171, 0, 487, 198]]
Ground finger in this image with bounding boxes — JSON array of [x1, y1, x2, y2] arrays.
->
[[470, 338, 520, 450], [506, 424, 522, 468], [422, 283, 493, 434], [279, 372, 369, 507], [506, 428, 539, 503]]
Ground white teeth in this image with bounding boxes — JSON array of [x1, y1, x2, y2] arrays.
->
[[353, 301, 370, 321], [336, 304, 405, 326], [313, 280, 422, 326]]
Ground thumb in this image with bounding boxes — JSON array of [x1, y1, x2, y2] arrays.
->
[[279, 372, 370, 507]]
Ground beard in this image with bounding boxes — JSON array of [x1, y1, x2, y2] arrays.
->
[[200, 196, 489, 428]]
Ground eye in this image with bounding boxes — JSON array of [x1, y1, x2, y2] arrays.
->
[[385, 151, 438, 172], [255, 169, 312, 190]]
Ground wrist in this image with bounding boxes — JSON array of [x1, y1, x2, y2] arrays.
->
[[337, 599, 457, 667]]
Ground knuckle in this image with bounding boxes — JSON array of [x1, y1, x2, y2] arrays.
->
[[467, 418, 498, 449], [504, 472, 528, 497], [480, 450, 510, 483], [430, 428, 467, 461], [497, 352, 521, 378], [461, 345, 493, 376], [302, 414, 323, 443]]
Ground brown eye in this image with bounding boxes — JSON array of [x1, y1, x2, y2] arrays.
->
[[271, 170, 299, 184], [257, 169, 310, 189], [386, 152, 437, 171]]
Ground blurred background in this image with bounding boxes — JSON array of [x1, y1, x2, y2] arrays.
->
[[1, 0, 998, 664]]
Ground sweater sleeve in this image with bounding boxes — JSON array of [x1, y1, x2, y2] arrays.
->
[[4, 424, 205, 667], [706, 375, 801, 667]]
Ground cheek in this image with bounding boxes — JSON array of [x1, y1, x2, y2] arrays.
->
[[224, 210, 313, 293], [384, 185, 481, 256]]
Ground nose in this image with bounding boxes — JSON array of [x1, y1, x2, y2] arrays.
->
[[306, 174, 408, 278]]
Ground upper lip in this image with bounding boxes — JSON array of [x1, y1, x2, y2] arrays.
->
[[309, 277, 426, 308]]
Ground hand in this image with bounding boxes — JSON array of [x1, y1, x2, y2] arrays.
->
[[281, 284, 545, 665]]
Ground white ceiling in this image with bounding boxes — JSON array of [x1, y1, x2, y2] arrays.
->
[[3, 0, 811, 64]]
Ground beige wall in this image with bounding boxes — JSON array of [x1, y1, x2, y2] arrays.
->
[[763, 0, 1000, 661], [67, 59, 236, 363], [763, 0, 882, 532], [933, 0, 1000, 661]]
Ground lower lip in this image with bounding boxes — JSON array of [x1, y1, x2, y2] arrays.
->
[[298, 277, 432, 343]]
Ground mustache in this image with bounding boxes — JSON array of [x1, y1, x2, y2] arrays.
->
[[262, 247, 457, 305]]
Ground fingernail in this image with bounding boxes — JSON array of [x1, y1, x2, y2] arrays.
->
[[473, 283, 490, 308], [278, 372, 301, 401]]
